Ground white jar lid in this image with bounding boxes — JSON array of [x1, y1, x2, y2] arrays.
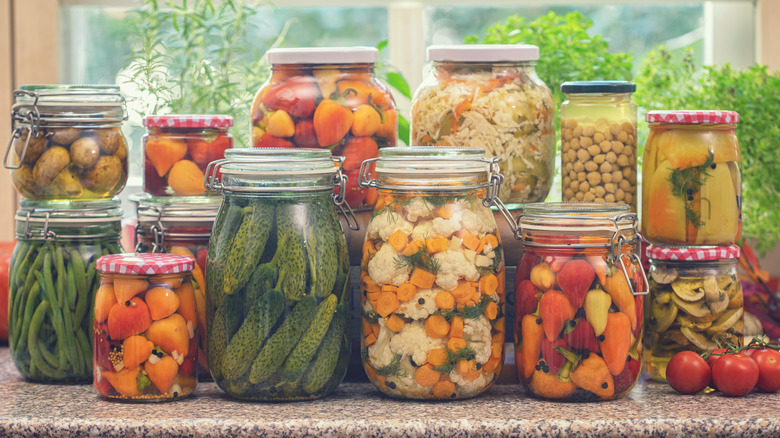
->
[[427, 44, 539, 62], [268, 47, 378, 65]]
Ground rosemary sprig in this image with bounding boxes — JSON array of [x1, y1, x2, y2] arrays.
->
[[433, 346, 477, 374], [437, 296, 494, 320], [667, 151, 715, 229], [393, 243, 440, 274]]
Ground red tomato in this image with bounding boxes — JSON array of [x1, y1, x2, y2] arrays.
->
[[341, 168, 367, 207], [711, 353, 759, 396], [188, 134, 231, 166], [666, 351, 711, 394], [341, 137, 378, 171], [706, 347, 728, 390], [752, 349, 780, 393]]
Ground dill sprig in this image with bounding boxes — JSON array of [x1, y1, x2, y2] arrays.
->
[[393, 244, 440, 274], [667, 151, 715, 229], [374, 353, 404, 377], [479, 244, 503, 275], [437, 296, 494, 320], [433, 346, 477, 374], [362, 309, 380, 324], [371, 196, 412, 222]]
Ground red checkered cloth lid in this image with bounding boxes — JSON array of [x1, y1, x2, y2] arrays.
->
[[646, 110, 739, 124], [96, 253, 195, 275], [143, 114, 234, 128], [646, 245, 740, 261]]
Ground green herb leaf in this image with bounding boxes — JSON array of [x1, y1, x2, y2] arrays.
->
[[433, 346, 477, 374]]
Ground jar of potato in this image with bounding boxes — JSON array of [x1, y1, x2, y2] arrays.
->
[[5, 85, 128, 200], [560, 81, 637, 210], [644, 245, 743, 382]]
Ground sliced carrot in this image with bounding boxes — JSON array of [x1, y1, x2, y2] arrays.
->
[[449, 316, 464, 338], [362, 275, 381, 293], [376, 292, 400, 318], [415, 364, 441, 387], [470, 290, 482, 303], [436, 204, 455, 219], [381, 284, 399, 292], [479, 274, 499, 296], [388, 229, 408, 252], [425, 237, 449, 254], [361, 318, 373, 337], [362, 240, 377, 265], [483, 356, 501, 374], [364, 188, 379, 206], [424, 314, 450, 339], [374, 194, 393, 211], [491, 341, 503, 359], [402, 240, 422, 257], [475, 237, 487, 254], [493, 317, 506, 333], [434, 291, 455, 310], [447, 337, 466, 352], [484, 233, 499, 250], [396, 283, 417, 302], [409, 268, 435, 289], [484, 301, 498, 320], [366, 291, 381, 303], [496, 268, 506, 296], [371, 322, 381, 338], [456, 229, 480, 251], [493, 332, 505, 345], [427, 348, 448, 367], [364, 332, 377, 346], [432, 380, 456, 399], [451, 281, 473, 302], [456, 359, 480, 380], [385, 314, 405, 332]]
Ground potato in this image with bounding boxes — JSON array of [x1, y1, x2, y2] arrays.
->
[[46, 167, 83, 198], [114, 137, 128, 161], [94, 128, 123, 155], [48, 128, 81, 145], [70, 137, 100, 169], [32, 146, 70, 186], [14, 129, 46, 164], [11, 164, 42, 197], [82, 155, 123, 193]]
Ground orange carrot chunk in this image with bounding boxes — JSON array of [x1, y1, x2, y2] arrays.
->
[[415, 365, 441, 387], [427, 348, 448, 367], [385, 314, 405, 332], [479, 274, 499, 296], [432, 380, 456, 398], [447, 337, 467, 352], [484, 301, 498, 320], [397, 283, 417, 302], [410, 268, 436, 289], [388, 229, 408, 252], [424, 314, 450, 339], [376, 292, 400, 318], [435, 291, 455, 310], [449, 316, 464, 338]]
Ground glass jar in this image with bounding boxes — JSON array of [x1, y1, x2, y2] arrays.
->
[[642, 110, 741, 245], [8, 199, 123, 382], [204, 148, 353, 401], [142, 115, 233, 197], [411, 44, 554, 207], [560, 81, 637, 210], [134, 194, 220, 379], [514, 203, 647, 401], [357, 147, 508, 400], [644, 245, 743, 381], [93, 253, 197, 401], [5, 85, 128, 200], [251, 47, 398, 211]]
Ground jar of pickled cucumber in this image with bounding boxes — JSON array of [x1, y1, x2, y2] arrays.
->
[[644, 245, 743, 381], [5, 85, 128, 200], [642, 110, 741, 245], [514, 203, 647, 401], [560, 81, 637, 210], [204, 148, 354, 400]]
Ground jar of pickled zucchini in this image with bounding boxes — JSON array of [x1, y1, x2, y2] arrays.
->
[[644, 245, 743, 381], [356, 147, 509, 400], [8, 199, 123, 382], [514, 203, 647, 401], [93, 253, 197, 401], [251, 47, 398, 210], [204, 148, 354, 400], [411, 45, 554, 207], [142, 115, 233, 197], [560, 81, 637, 210], [134, 194, 220, 379], [5, 85, 128, 200], [642, 110, 741, 245]]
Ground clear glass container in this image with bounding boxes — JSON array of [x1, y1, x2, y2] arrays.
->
[[642, 110, 741, 245], [560, 81, 637, 210], [204, 148, 353, 401], [514, 203, 647, 401], [411, 45, 554, 207], [644, 245, 743, 381], [8, 199, 123, 382], [5, 85, 128, 200]]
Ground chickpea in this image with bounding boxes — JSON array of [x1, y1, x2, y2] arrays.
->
[[603, 130, 613, 141], [564, 188, 575, 200], [606, 151, 617, 163], [602, 172, 613, 183], [573, 126, 583, 138], [585, 161, 598, 172], [594, 186, 606, 197], [598, 141, 611, 154], [604, 182, 616, 194], [627, 134, 635, 145], [565, 118, 578, 130], [581, 137, 594, 148], [587, 145, 601, 157], [571, 138, 581, 150], [615, 188, 625, 201], [567, 149, 578, 162], [587, 172, 602, 186], [576, 149, 590, 162], [628, 170, 637, 184], [609, 123, 621, 137], [605, 193, 616, 203], [617, 154, 630, 167], [577, 172, 586, 182], [563, 128, 573, 141], [583, 126, 596, 137], [563, 176, 571, 187], [594, 132, 605, 144], [617, 131, 628, 143], [583, 192, 596, 202], [594, 197, 606, 203], [621, 121, 633, 133], [575, 192, 585, 201], [568, 170, 577, 180], [593, 154, 606, 165], [569, 180, 579, 191], [612, 170, 623, 183], [579, 181, 590, 192], [625, 192, 633, 204], [564, 162, 573, 174], [574, 161, 585, 172], [562, 141, 571, 153], [622, 167, 632, 179], [600, 162, 612, 173], [611, 141, 624, 155]]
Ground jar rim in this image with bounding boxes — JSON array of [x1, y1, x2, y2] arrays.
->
[[427, 44, 539, 62], [132, 194, 221, 223], [518, 202, 637, 247], [13, 84, 126, 127], [268, 47, 378, 64]]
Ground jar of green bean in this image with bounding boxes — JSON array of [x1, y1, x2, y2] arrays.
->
[[8, 199, 123, 382]]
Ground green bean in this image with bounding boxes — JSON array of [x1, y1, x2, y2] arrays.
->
[[68, 264, 83, 331], [22, 247, 45, 298], [12, 242, 32, 289], [35, 267, 75, 373], [38, 336, 60, 369], [27, 300, 59, 377], [76, 327, 92, 375], [14, 281, 41, 352], [69, 248, 87, 303], [56, 246, 72, 310], [10, 242, 29, 289]]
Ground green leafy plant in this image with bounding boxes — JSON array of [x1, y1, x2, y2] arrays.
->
[[376, 40, 411, 145]]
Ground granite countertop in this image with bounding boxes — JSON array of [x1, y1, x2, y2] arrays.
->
[[1, 348, 780, 437]]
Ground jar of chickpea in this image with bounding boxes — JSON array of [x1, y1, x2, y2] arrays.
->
[[560, 82, 637, 211]]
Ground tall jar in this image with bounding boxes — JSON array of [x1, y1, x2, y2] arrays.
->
[[8, 199, 123, 382], [644, 245, 743, 381], [142, 115, 233, 197], [251, 47, 398, 210], [642, 110, 741, 245], [204, 148, 353, 401], [560, 81, 637, 210], [411, 45, 554, 207], [5, 85, 128, 200], [357, 147, 507, 400], [134, 194, 220, 379], [514, 203, 647, 401]]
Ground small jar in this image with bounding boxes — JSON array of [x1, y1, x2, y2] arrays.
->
[[357, 147, 509, 400], [94, 253, 197, 401], [5, 85, 128, 200], [642, 110, 741, 245], [8, 199, 123, 382], [411, 45, 555, 207], [644, 245, 743, 381], [251, 47, 398, 210], [560, 81, 637, 210], [142, 115, 233, 197], [514, 203, 647, 401]]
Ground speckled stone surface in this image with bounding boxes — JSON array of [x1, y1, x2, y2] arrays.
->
[[1, 348, 779, 437]]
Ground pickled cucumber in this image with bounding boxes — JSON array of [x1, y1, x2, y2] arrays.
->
[[301, 303, 348, 394], [281, 294, 337, 381]]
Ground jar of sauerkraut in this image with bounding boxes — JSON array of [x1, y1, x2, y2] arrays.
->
[[411, 45, 554, 207]]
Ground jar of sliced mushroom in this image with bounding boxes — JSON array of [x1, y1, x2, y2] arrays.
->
[[644, 245, 743, 382]]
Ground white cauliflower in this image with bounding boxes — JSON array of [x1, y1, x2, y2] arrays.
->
[[404, 197, 434, 223], [367, 210, 414, 241], [397, 287, 440, 320], [450, 368, 493, 397], [433, 249, 479, 290], [384, 356, 429, 399], [411, 213, 462, 242], [463, 315, 493, 364], [368, 320, 395, 369], [389, 321, 445, 366], [367, 244, 410, 286], [411, 221, 434, 242], [460, 208, 496, 236]]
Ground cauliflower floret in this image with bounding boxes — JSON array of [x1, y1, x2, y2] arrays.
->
[[384, 356, 429, 399], [368, 244, 410, 286], [389, 321, 445, 366], [433, 249, 479, 290], [460, 208, 496, 236], [367, 210, 414, 241], [411, 221, 433, 242], [463, 315, 493, 364], [397, 287, 440, 320], [404, 197, 434, 223], [450, 368, 493, 397], [367, 320, 394, 369], [411, 214, 463, 241]]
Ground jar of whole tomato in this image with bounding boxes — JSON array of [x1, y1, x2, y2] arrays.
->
[[5, 85, 128, 200], [411, 45, 554, 207], [94, 253, 197, 401], [142, 115, 233, 197], [644, 245, 743, 381], [514, 203, 647, 401], [251, 47, 398, 210], [642, 110, 741, 245]]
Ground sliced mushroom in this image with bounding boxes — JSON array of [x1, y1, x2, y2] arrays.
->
[[706, 289, 729, 315], [671, 278, 705, 302], [742, 313, 762, 337], [717, 275, 736, 293], [681, 326, 718, 351], [656, 291, 672, 304], [652, 294, 678, 333], [671, 294, 711, 318], [706, 308, 743, 335], [702, 276, 719, 300], [651, 267, 679, 284], [668, 330, 692, 346], [678, 315, 712, 331], [712, 331, 739, 346]]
